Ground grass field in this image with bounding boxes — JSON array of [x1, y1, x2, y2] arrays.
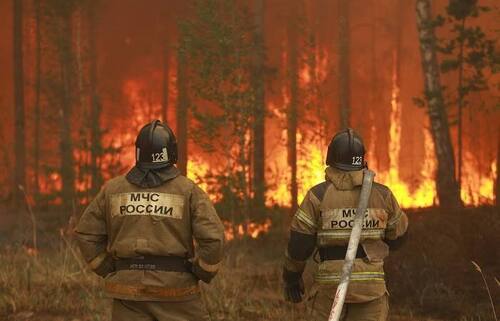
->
[[0, 206, 498, 321]]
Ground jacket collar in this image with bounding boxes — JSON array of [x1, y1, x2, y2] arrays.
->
[[126, 165, 180, 188], [325, 166, 364, 190]]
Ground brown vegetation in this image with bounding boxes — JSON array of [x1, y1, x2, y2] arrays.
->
[[1, 207, 498, 321]]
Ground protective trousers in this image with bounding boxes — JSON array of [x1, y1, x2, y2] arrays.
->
[[112, 295, 210, 321], [309, 292, 389, 321]]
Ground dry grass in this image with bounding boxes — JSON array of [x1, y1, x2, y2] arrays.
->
[[0, 206, 498, 321]]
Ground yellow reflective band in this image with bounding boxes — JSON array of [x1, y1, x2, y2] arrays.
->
[[88, 252, 108, 271], [318, 230, 384, 239], [198, 258, 221, 273], [315, 272, 385, 284], [295, 208, 317, 228]]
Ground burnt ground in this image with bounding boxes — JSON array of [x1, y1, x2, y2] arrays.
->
[[0, 205, 498, 321]]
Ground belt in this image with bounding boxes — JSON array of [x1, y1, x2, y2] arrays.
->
[[319, 245, 366, 261], [114, 256, 190, 272]]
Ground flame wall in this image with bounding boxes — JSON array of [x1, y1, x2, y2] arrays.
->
[[0, 0, 497, 208]]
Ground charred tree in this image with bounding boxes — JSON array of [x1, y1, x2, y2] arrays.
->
[[338, 0, 350, 129], [13, 0, 26, 207], [34, 0, 42, 197], [88, 1, 103, 196], [287, 6, 299, 212], [415, 0, 461, 208], [75, 4, 88, 199], [49, 1, 77, 209], [252, 0, 266, 209], [176, 46, 188, 176], [162, 42, 169, 123]]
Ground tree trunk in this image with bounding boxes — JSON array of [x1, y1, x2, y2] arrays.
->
[[34, 0, 41, 198], [162, 41, 169, 123], [287, 7, 298, 212], [176, 47, 188, 176], [75, 6, 88, 198], [252, 0, 266, 209], [496, 134, 499, 208], [13, 0, 26, 207], [415, 0, 461, 208], [457, 18, 466, 200], [338, 0, 350, 129], [88, 1, 103, 196], [58, 10, 76, 209]]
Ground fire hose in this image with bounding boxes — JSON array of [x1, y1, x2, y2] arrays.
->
[[328, 169, 375, 321]]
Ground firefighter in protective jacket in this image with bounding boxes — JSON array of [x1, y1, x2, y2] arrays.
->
[[75, 120, 224, 321], [283, 128, 408, 321]]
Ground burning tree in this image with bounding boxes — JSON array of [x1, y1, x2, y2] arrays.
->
[[435, 0, 499, 198], [415, 0, 461, 209], [13, 0, 26, 207], [179, 0, 260, 228]]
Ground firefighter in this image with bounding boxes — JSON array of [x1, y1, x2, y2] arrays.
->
[[75, 120, 224, 321], [282, 128, 408, 321]]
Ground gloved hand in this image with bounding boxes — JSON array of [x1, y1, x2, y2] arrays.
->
[[283, 268, 305, 303], [185, 259, 216, 283]]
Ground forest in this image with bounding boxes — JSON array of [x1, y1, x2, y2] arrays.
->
[[0, 0, 499, 320]]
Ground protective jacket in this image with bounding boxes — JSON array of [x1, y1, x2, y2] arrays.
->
[[75, 166, 224, 302], [284, 167, 408, 303]]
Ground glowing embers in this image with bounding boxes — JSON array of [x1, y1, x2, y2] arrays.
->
[[223, 218, 272, 241]]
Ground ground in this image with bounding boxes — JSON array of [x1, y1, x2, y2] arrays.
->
[[0, 206, 498, 321]]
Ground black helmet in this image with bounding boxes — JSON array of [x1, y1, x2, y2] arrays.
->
[[326, 128, 366, 171], [135, 120, 178, 169]]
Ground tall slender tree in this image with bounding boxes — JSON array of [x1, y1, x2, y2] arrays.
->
[[162, 41, 169, 124], [13, 0, 26, 207], [88, 0, 103, 196], [287, 2, 299, 212], [45, 0, 78, 209], [338, 0, 350, 129], [415, 0, 461, 208], [176, 46, 188, 175], [34, 0, 42, 197], [252, 0, 266, 209], [437, 0, 498, 198]]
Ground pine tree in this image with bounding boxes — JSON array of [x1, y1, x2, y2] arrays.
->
[[251, 0, 266, 210], [287, 1, 299, 212], [338, 0, 350, 129], [13, 0, 26, 207]]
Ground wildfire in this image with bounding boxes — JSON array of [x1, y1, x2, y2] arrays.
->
[[223, 218, 272, 241], [373, 53, 438, 208], [34, 67, 497, 213]]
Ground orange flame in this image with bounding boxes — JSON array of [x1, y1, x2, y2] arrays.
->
[[117, 74, 496, 214], [223, 218, 272, 241]]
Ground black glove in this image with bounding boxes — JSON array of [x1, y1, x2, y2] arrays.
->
[[283, 268, 305, 303], [385, 230, 409, 251], [185, 260, 216, 283]]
